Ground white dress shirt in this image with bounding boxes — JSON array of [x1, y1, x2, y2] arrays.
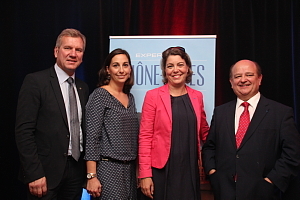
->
[[234, 92, 261, 134], [54, 64, 83, 154]]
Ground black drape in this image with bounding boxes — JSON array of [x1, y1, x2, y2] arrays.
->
[[1, 0, 300, 199], [217, 1, 298, 108]]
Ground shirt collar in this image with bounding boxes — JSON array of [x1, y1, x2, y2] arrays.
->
[[237, 92, 261, 108], [54, 64, 75, 84]]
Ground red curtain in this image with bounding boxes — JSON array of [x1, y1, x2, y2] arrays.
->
[[138, 0, 218, 35]]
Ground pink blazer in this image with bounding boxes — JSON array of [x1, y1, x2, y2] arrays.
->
[[138, 84, 209, 178]]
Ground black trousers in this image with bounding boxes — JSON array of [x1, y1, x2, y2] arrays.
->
[[27, 156, 85, 200]]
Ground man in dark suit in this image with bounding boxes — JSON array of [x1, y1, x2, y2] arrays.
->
[[202, 59, 300, 200], [15, 29, 89, 199]]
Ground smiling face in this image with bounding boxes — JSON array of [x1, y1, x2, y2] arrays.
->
[[164, 55, 189, 87], [230, 60, 262, 101], [106, 54, 131, 85], [54, 36, 84, 76]]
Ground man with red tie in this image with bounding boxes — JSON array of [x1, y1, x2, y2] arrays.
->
[[202, 59, 300, 200]]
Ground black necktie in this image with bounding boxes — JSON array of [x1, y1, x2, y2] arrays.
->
[[67, 77, 80, 161]]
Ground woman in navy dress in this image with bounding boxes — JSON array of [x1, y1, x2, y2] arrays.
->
[[139, 47, 209, 200]]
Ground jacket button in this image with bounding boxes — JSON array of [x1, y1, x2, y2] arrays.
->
[[236, 154, 239, 158], [66, 134, 70, 138]]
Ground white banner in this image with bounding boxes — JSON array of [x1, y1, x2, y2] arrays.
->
[[110, 35, 216, 124]]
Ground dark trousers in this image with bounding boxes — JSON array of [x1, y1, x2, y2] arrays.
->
[[27, 156, 85, 200], [283, 172, 300, 200]]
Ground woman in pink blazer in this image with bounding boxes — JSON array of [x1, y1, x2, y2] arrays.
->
[[139, 47, 209, 200]]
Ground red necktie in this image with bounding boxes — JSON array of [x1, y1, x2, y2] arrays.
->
[[236, 102, 250, 148]]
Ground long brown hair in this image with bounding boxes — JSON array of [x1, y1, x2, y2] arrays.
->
[[97, 48, 134, 94]]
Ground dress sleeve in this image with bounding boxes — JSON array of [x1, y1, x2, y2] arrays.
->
[[84, 90, 105, 161]]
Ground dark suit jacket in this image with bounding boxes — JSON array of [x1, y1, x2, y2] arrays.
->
[[202, 95, 300, 200], [15, 66, 89, 189]]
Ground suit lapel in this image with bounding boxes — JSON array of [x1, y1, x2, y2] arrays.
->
[[75, 77, 87, 148], [159, 84, 172, 123], [49, 67, 68, 127], [239, 96, 269, 149], [226, 100, 237, 149], [75, 77, 85, 113]]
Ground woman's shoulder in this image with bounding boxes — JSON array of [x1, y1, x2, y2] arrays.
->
[[89, 87, 110, 99], [93, 87, 108, 94], [128, 92, 135, 99], [146, 85, 166, 95], [186, 86, 203, 97]]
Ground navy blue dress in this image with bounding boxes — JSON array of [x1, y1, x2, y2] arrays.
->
[[151, 94, 200, 200]]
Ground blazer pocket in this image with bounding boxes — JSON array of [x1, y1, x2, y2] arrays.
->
[[208, 171, 219, 190], [253, 178, 275, 199]]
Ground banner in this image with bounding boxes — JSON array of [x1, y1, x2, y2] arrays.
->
[[110, 35, 216, 124]]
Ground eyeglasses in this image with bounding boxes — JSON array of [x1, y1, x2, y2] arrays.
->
[[168, 46, 185, 52]]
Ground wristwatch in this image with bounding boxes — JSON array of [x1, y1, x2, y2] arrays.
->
[[87, 173, 97, 179]]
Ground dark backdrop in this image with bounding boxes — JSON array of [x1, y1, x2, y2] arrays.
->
[[1, 0, 299, 199]]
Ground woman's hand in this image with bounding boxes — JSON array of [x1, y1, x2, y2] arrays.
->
[[140, 177, 154, 199], [86, 178, 102, 198]]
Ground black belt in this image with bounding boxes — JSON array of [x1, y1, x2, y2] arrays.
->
[[100, 156, 135, 164]]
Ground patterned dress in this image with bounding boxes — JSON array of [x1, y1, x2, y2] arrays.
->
[[85, 88, 139, 199]]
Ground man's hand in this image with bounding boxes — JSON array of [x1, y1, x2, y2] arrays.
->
[[140, 177, 154, 199], [264, 177, 273, 184], [209, 169, 216, 175], [28, 177, 47, 197]]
